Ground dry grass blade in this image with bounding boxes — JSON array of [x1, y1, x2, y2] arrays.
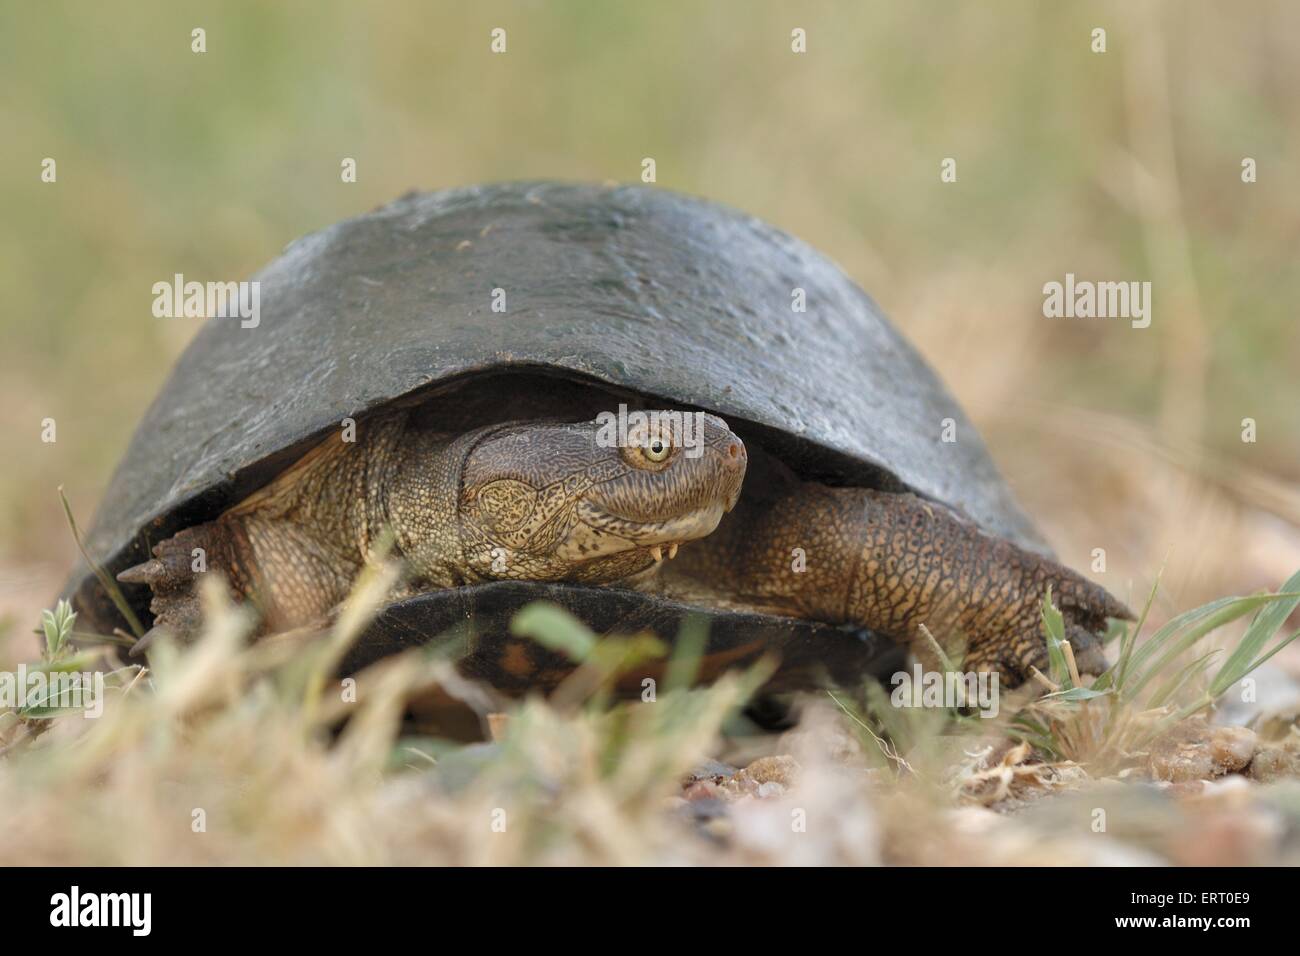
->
[[58, 486, 144, 639]]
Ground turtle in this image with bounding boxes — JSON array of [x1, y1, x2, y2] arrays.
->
[[63, 181, 1131, 698]]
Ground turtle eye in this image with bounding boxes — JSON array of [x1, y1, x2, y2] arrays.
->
[[642, 435, 671, 463]]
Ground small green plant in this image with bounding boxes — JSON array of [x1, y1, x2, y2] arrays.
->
[[40, 599, 77, 661], [5, 600, 123, 724], [1012, 569, 1300, 769]]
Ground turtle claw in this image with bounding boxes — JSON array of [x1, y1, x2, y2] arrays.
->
[[116, 523, 225, 647], [128, 625, 162, 658], [117, 559, 166, 585]]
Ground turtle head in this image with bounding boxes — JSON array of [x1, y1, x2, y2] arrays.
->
[[460, 411, 746, 579]]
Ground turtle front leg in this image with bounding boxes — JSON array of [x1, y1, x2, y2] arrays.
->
[[717, 485, 1132, 687], [117, 513, 359, 654], [116, 520, 248, 654]]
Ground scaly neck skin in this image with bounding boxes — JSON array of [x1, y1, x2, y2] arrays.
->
[[384, 424, 484, 587], [232, 412, 475, 614]]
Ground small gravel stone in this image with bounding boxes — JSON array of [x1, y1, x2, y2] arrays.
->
[[1148, 747, 1215, 783], [1208, 726, 1257, 773], [683, 780, 724, 802], [683, 759, 739, 785], [1255, 708, 1300, 742], [738, 755, 799, 787], [1148, 722, 1258, 782], [1248, 740, 1300, 782]]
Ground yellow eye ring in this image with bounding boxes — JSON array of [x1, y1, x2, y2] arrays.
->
[[642, 436, 671, 463]]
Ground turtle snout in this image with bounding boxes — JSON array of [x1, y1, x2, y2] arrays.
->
[[723, 437, 746, 471], [706, 420, 746, 512], [723, 440, 746, 509]]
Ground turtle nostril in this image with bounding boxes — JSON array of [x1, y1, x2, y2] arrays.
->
[[721, 441, 746, 474]]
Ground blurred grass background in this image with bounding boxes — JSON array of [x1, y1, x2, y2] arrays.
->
[[2, 0, 1298, 651]]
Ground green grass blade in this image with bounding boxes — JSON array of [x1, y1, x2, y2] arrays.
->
[[1147, 650, 1218, 709], [664, 615, 708, 693], [1039, 685, 1110, 703], [1040, 586, 1069, 686], [1117, 594, 1280, 699], [511, 603, 598, 662], [1122, 597, 1274, 700], [1209, 569, 1300, 697], [1113, 567, 1163, 689], [1240, 627, 1300, 674]]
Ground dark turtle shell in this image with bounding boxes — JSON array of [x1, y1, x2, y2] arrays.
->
[[63, 181, 1044, 687]]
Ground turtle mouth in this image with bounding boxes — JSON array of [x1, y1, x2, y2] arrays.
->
[[558, 500, 727, 562]]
